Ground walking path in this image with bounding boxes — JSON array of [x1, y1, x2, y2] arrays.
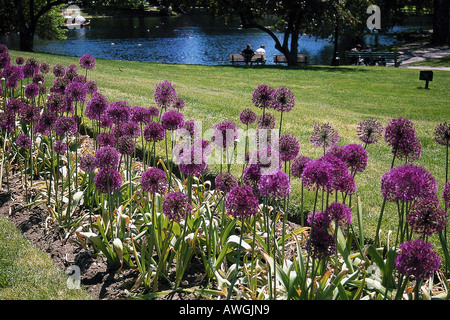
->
[[396, 39, 450, 71]]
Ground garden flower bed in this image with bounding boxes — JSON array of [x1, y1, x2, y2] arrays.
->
[[1, 44, 450, 300]]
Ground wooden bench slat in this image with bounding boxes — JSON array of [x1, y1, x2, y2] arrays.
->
[[229, 53, 266, 64]]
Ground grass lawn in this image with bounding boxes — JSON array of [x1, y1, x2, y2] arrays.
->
[[409, 55, 450, 67], [0, 215, 91, 299], [5, 50, 450, 243]]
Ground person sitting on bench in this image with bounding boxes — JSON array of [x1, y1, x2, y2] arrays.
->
[[241, 44, 255, 65]]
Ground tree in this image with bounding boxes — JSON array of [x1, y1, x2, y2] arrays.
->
[[0, 0, 68, 51], [204, 0, 370, 66], [433, 0, 449, 44]]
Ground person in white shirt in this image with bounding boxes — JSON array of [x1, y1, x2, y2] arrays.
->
[[255, 44, 266, 55]]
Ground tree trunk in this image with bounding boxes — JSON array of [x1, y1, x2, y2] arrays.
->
[[433, 0, 450, 44]]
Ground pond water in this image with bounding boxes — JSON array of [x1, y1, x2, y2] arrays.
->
[[1, 14, 422, 66]]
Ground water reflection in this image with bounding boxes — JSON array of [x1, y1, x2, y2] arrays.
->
[[1, 14, 406, 65]]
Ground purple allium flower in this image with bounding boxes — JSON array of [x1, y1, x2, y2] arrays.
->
[[443, 182, 450, 209], [279, 134, 300, 162], [325, 202, 352, 227], [80, 154, 97, 173], [2, 65, 23, 86], [85, 93, 109, 120], [211, 120, 239, 150], [85, 80, 98, 94], [53, 140, 67, 155], [96, 132, 116, 148], [72, 74, 86, 85], [24, 83, 40, 99], [407, 198, 447, 236], [141, 167, 168, 195], [117, 135, 135, 155], [181, 119, 200, 142], [6, 98, 24, 114], [19, 104, 41, 124], [257, 113, 276, 129], [380, 164, 438, 203], [64, 64, 78, 80], [243, 164, 262, 191], [0, 112, 14, 133], [173, 97, 185, 110], [338, 144, 369, 174], [154, 80, 177, 109], [65, 81, 87, 103], [272, 86, 295, 112], [24, 58, 39, 77], [38, 83, 47, 96], [45, 93, 66, 114], [95, 146, 120, 169], [16, 134, 32, 149], [320, 154, 353, 193], [33, 73, 45, 83], [434, 122, 450, 147], [0, 51, 11, 69], [94, 168, 122, 193], [258, 170, 291, 199], [301, 158, 335, 192], [215, 172, 238, 193], [39, 61, 50, 74], [106, 101, 132, 124], [310, 122, 339, 149], [113, 121, 141, 139], [307, 211, 331, 230], [34, 110, 57, 136], [225, 185, 260, 219], [131, 106, 152, 125], [161, 109, 184, 131], [148, 106, 160, 118], [50, 77, 70, 95], [143, 121, 166, 142], [385, 117, 421, 161], [248, 146, 282, 172], [307, 229, 336, 260], [179, 145, 208, 177], [290, 156, 311, 178], [252, 84, 276, 110], [52, 64, 66, 77], [239, 108, 257, 126], [395, 239, 441, 281], [79, 54, 96, 70], [15, 56, 24, 65], [54, 116, 78, 137], [100, 114, 113, 129], [162, 192, 192, 221]]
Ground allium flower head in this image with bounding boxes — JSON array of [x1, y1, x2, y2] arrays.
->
[[85, 93, 108, 120], [162, 192, 192, 221], [6, 98, 24, 114], [307, 211, 331, 230], [50, 77, 70, 95], [279, 134, 300, 162], [310, 122, 339, 149], [19, 104, 41, 124], [325, 202, 352, 227], [302, 158, 335, 191], [225, 185, 260, 219], [141, 167, 168, 195], [64, 64, 78, 80], [239, 108, 257, 126], [307, 229, 336, 260], [179, 144, 208, 177], [96, 132, 116, 148], [79, 54, 96, 70], [357, 118, 383, 145], [114, 121, 141, 139], [181, 119, 200, 142], [339, 144, 369, 173], [144, 121, 165, 142], [215, 172, 238, 193], [154, 80, 177, 109], [0, 112, 14, 133], [80, 154, 97, 173], [407, 198, 447, 236], [272, 86, 295, 112], [148, 106, 160, 118], [2, 65, 23, 87], [161, 109, 184, 131], [16, 135, 32, 149], [395, 239, 441, 280], [117, 135, 135, 155], [25, 83, 40, 99], [39, 61, 50, 74], [434, 122, 450, 146], [53, 140, 67, 155], [257, 113, 276, 129], [54, 116, 78, 137], [258, 170, 291, 199], [211, 120, 239, 150], [65, 81, 87, 103], [252, 84, 275, 110], [53, 64, 66, 77], [95, 146, 120, 169], [443, 182, 450, 209], [106, 101, 132, 124], [173, 97, 185, 110], [131, 106, 152, 124], [248, 146, 282, 172], [34, 110, 57, 136], [385, 117, 421, 161], [15, 56, 24, 65], [290, 156, 311, 178], [242, 164, 262, 191], [0, 51, 10, 69], [85, 80, 98, 94], [94, 168, 122, 193], [381, 164, 438, 203]]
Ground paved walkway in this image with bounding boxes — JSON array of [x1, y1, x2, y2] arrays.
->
[[396, 39, 450, 71]]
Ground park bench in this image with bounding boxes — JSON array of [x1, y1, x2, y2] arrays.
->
[[345, 51, 400, 67], [229, 53, 266, 65], [273, 54, 309, 65]]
